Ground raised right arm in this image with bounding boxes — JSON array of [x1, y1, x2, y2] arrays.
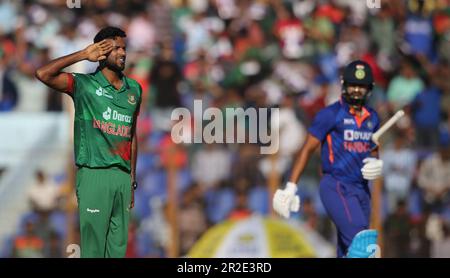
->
[[35, 40, 113, 94]]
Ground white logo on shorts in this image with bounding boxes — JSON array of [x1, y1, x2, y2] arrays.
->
[[87, 208, 100, 213]]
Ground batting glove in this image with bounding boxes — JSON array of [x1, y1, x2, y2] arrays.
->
[[273, 182, 300, 218], [361, 157, 383, 180]]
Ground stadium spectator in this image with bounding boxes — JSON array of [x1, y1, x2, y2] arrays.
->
[[11, 217, 44, 258], [300, 197, 319, 230], [381, 130, 418, 212], [179, 183, 208, 255], [402, 0, 435, 60], [45, 230, 63, 258], [0, 50, 18, 111], [410, 80, 442, 150], [127, 11, 155, 54], [192, 144, 231, 190], [149, 42, 183, 131], [228, 188, 252, 221], [387, 60, 425, 110], [27, 170, 61, 218], [384, 200, 412, 258], [431, 221, 450, 258], [368, 4, 396, 59], [417, 139, 450, 212], [273, 2, 305, 60]]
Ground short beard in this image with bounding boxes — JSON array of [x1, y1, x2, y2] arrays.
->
[[99, 60, 124, 72]]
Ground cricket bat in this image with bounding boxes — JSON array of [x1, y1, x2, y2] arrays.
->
[[371, 110, 405, 146]]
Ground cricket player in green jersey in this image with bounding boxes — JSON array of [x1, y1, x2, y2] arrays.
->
[[35, 27, 141, 258]]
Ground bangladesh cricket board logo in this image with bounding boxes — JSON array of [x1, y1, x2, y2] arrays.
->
[[128, 93, 137, 105]]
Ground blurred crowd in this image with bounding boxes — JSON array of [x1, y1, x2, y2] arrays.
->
[[1, 0, 450, 258]]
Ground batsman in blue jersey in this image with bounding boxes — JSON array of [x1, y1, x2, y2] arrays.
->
[[273, 60, 383, 258]]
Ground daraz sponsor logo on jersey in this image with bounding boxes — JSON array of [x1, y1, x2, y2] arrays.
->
[[93, 118, 132, 138], [92, 107, 132, 138], [343, 130, 372, 153], [344, 130, 372, 141], [102, 107, 132, 123]]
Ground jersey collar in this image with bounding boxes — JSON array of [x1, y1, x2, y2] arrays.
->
[[339, 98, 371, 128], [94, 68, 130, 93]]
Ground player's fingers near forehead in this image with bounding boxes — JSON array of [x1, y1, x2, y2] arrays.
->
[[98, 39, 113, 49], [100, 42, 113, 51], [104, 40, 114, 48], [100, 45, 113, 56], [105, 39, 115, 47], [97, 40, 108, 47], [100, 47, 113, 55]]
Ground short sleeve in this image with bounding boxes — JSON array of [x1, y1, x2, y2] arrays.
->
[[66, 72, 84, 95], [65, 73, 75, 94], [308, 107, 337, 141]]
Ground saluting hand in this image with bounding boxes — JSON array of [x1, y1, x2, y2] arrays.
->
[[84, 40, 114, 62]]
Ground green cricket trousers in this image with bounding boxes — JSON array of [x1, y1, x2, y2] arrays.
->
[[76, 166, 132, 258]]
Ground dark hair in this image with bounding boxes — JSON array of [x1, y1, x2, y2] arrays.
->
[[36, 170, 45, 180], [396, 199, 407, 209], [93, 26, 126, 43]]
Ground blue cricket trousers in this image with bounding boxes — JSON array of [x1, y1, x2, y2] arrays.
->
[[319, 174, 371, 257]]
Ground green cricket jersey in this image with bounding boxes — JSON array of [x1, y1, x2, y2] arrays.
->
[[70, 69, 142, 173]]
